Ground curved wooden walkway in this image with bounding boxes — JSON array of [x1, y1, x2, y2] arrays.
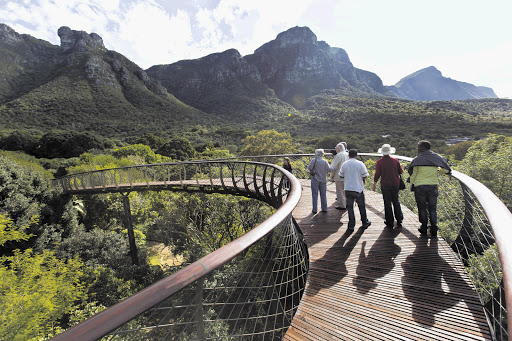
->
[[285, 180, 491, 340]]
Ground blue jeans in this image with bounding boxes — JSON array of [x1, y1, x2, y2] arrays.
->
[[414, 185, 439, 230], [345, 190, 368, 228], [311, 178, 327, 212], [381, 186, 403, 225]]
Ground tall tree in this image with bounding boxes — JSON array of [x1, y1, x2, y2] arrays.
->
[[240, 129, 293, 156]]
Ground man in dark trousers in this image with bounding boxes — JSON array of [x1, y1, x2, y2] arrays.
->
[[340, 149, 371, 230], [408, 140, 451, 237], [372, 144, 404, 228]]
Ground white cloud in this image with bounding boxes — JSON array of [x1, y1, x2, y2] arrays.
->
[[114, 2, 192, 67], [0, 0, 510, 97]]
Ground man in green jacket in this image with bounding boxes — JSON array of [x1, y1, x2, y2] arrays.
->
[[408, 140, 451, 237]]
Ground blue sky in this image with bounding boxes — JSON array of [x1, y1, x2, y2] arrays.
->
[[1, 0, 511, 98]]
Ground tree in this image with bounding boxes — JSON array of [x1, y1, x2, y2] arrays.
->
[[133, 133, 166, 150], [34, 132, 105, 159], [0, 214, 86, 341], [0, 155, 81, 253], [0, 131, 39, 155], [156, 137, 195, 160], [441, 141, 475, 160], [112, 144, 159, 164], [459, 134, 512, 208], [240, 130, 293, 156]]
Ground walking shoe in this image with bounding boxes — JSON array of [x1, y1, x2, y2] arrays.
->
[[335, 206, 346, 210], [396, 221, 403, 228], [312, 211, 317, 214], [362, 220, 371, 229], [384, 221, 394, 228], [430, 227, 438, 237], [418, 226, 428, 235]]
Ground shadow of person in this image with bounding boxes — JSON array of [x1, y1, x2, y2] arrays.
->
[[307, 226, 365, 297], [302, 208, 346, 249], [353, 227, 402, 294], [400, 228, 488, 334]]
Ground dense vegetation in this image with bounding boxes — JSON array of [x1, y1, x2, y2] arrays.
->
[[0, 145, 273, 340]]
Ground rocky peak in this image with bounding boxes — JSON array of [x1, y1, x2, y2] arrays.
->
[[0, 23, 23, 45], [274, 26, 317, 48], [58, 26, 105, 53], [390, 66, 497, 100]]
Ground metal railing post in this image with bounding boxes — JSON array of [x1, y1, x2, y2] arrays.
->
[[121, 193, 139, 265]]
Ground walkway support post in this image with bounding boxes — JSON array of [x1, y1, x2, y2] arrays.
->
[[121, 193, 139, 265]]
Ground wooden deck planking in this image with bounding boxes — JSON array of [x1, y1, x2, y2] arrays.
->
[[284, 180, 491, 340]]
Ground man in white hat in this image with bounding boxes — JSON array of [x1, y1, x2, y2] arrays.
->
[[372, 144, 404, 228]]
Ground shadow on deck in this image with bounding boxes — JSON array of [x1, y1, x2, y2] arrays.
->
[[285, 180, 490, 340]]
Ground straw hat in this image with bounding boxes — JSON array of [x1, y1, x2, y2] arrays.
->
[[378, 144, 396, 155]]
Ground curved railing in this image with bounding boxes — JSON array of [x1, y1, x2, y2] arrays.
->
[[51, 161, 306, 340], [51, 155, 512, 340], [229, 153, 512, 340]]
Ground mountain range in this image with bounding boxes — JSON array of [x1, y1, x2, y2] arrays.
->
[[0, 23, 499, 135]]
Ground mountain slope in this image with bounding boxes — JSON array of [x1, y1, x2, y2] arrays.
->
[[387, 66, 497, 101], [146, 48, 297, 121], [0, 24, 212, 135]]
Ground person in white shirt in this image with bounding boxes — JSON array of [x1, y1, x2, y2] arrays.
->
[[307, 149, 334, 214], [331, 142, 348, 209], [339, 149, 371, 230]]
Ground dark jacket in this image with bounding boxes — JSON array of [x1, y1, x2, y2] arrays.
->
[[408, 150, 451, 175]]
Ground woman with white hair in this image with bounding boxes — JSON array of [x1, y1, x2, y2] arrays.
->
[[331, 142, 348, 209], [372, 144, 404, 228], [307, 149, 334, 214]]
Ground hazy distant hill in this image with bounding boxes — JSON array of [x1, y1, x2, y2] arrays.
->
[[387, 66, 498, 101], [0, 24, 212, 135]]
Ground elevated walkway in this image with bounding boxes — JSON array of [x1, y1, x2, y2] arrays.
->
[[285, 180, 490, 340]]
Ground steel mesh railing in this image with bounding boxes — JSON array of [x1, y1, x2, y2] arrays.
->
[[51, 161, 305, 340], [51, 154, 512, 340], [225, 153, 510, 340], [102, 218, 307, 340]]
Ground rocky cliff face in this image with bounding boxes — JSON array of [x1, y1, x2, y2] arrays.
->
[[147, 48, 261, 93], [52, 26, 170, 96], [57, 26, 106, 53], [243, 27, 343, 102], [387, 66, 498, 100], [147, 26, 391, 110], [0, 24, 58, 101], [146, 48, 295, 117]]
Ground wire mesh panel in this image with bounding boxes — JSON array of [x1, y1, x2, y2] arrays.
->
[[101, 216, 307, 340]]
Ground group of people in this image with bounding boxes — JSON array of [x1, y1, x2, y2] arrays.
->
[[292, 140, 451, 235]]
